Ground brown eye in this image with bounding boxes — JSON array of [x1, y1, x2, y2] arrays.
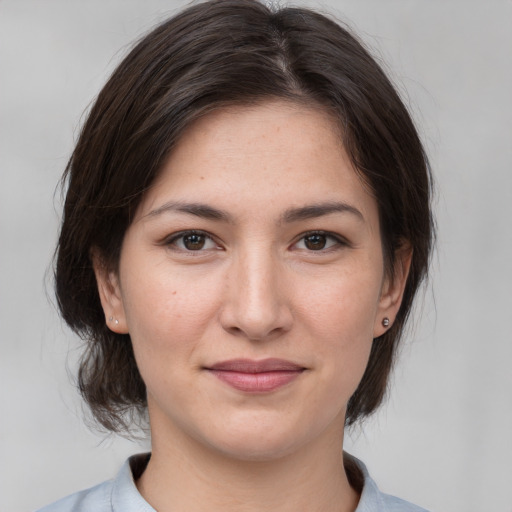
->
[[166, 230, 218, 252], [183, 233, 206, 250], [304, 233, 327, 250], [293, 231, 344, 252]]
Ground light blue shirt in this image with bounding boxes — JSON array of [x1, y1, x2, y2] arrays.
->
[[37, 453, 429, 512]]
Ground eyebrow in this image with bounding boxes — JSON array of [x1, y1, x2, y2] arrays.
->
[[281, 201, 364, 223], [146, 200, 364, 223], [147, 201, 232, 221]]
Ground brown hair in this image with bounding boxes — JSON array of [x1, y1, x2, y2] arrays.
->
[[55, 0, 434, 432]]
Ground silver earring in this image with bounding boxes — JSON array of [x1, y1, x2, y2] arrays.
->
[[382, 317, 390, 327], [108, 316, 119, 325]]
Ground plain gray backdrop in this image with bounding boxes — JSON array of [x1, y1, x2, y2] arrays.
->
[[1, 1, 511, 511]]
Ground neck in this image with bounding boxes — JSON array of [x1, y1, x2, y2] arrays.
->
[[136, 420, 360, 512]]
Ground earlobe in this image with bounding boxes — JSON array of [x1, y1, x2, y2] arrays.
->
[[91, 248, 129, 334], [373, 243, 412, 338]]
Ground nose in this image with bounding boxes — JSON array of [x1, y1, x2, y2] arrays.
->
[[219, 248, 293, 341]]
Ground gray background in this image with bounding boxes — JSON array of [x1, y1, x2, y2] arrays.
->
[[1, 1, 511, 511]]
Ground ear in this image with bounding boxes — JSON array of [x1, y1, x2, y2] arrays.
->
[[91, 248, 129, 334], [373, 242, 412, 338]]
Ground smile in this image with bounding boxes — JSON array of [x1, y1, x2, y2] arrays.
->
[[205, 358, 306, 393]]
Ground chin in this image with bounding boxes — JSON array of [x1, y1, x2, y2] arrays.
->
[[211, 434, 302, 462], [197, 413, 322, 463]]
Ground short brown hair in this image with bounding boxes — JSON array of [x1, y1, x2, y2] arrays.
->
[[55, 0, 434, 432]]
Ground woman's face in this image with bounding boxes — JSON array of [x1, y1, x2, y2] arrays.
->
[[96, 101, 407, 460]]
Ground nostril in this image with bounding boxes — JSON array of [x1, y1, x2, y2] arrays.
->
[[223, 323, 290, 343]]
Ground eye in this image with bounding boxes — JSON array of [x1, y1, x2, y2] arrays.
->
[[293, 231, 345, 251], [166, 230, 219, 251]]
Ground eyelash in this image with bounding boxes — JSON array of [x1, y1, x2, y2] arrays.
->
[[293, 230, 348, 252], [164, 229, 348, 254], [164, 230, 220, 252]]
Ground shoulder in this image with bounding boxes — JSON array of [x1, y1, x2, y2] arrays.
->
[[377, 493, 429, 512], [350, 455, 430, 512], [35, 480, 112, 512], [35, 454, 154, 512]]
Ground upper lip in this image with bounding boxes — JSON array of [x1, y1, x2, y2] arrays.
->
[[206, 358, 305, 373]]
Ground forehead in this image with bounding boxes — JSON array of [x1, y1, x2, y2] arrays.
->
[[136, 101, 378, 225]]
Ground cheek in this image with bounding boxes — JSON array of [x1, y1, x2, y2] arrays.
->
[[119, 257, 222, 366], [121, 246, 212, 321], [295, 263, 382, 392], [298, 262, 383, 342]]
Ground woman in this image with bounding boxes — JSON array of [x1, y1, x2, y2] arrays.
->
[[39, 0, 433, 510]]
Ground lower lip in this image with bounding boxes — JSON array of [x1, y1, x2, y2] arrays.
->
[[208, 370, 303, 393]]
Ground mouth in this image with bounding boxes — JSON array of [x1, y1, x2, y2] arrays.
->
[[204, 358, 306, 393]]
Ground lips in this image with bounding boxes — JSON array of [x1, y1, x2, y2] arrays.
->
[[205, 358, 305, 393]]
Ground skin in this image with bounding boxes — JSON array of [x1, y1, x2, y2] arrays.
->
[[94, 100, 410, 512]]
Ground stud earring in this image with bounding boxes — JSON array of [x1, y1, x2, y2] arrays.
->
[[115, 319, 119, 325], [108, 316, 113, 322], [382, 317, 390, 328]]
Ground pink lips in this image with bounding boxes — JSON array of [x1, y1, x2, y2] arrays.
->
[[206, 358, 305, 393]]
